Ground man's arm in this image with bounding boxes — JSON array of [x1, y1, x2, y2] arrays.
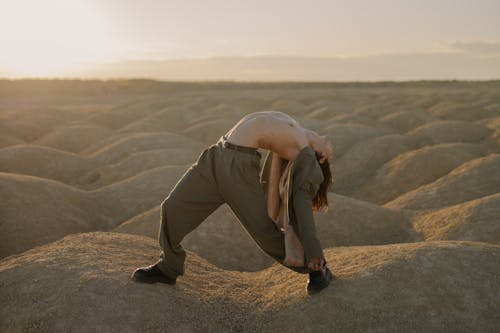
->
[[292, 182, 325, 270], [267, 153, 282, 221]]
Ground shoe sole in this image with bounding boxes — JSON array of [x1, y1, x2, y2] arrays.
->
[[131, 272, 176, 285]]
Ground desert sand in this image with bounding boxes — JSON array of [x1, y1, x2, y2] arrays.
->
[[1, 80, 499, 332]]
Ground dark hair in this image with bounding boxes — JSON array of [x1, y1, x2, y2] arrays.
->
[[312, 152, 333, 212]]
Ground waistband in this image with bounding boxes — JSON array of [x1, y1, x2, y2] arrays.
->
[[219, 135, 261, 158]]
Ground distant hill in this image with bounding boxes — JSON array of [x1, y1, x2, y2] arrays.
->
[[75, 54, 500, 81]]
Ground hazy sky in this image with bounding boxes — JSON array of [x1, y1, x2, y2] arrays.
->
[[1, 0, 499, 79]]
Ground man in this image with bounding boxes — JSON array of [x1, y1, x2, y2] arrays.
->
[[132, 111, 334, 294]]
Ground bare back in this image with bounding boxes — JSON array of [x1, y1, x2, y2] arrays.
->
[[224, 111, 309, 161]]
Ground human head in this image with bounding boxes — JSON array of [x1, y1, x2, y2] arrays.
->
[[312, 151, 333, 212]]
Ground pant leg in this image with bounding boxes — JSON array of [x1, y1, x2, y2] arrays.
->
[[157, 163, 223, 279], [215, 149, 311, 274]]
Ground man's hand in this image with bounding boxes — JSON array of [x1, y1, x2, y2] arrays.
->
[[308, 257, 325, 271]]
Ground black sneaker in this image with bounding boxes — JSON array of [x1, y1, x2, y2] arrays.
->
[[307, 266, 332, 295], [131, 263, 177, 285]]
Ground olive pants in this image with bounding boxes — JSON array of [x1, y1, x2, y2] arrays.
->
[[156, 137, 312, 279]]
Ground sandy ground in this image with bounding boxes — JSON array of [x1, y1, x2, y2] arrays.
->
[[0, 80, 499, 332]]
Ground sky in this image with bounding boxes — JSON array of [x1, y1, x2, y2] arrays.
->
[[0, 0, 499, 80]]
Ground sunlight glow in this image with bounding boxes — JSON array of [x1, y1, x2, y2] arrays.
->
[[0, 0, 123, 77]]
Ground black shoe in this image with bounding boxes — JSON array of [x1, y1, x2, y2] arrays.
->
[[131, 263, 176, 285], [307, 266, 333, 295]]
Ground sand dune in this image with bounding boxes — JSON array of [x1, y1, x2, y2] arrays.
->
[[477, 115, 500, 131], [412, 193, 500, 243], [0, 145, 90, 183], [380, 109, 436, 132], [33, 123, 113, 153], [306, 105, 345, 120], [82, 132, 202, 155], [357, 143, 488, 204], [85, 101, 169, 130], [352, 103, 389, 119], [333, 134, 420, 195], [0, 109, 71, 142], [323, 123, 392, 158], [182, 118, 235, 144], [114, 206, 161, 238], [78, 148, 195, 188], [1, 232, 498, 332], [91, 164, 189, 222], [330, 113, 392, 130], [0, 135, 24, 148], [1, 80, 499, 332], [492, 129, 500, 147], [408, 120, 492, 145], [0, 109, 80, 142], [0, 144, 198, 189], [386, 153, 500, 210], [116, 106, 192, 133], [427, 100, 499, 121], [271, 98, 306, 114], [260, 240, 500, 333], [0, 165, 187, 258], [315, 193, 418, 246], [0, 119, 53, 142], [229, 95, 273, 114], [0, 173, 112, 258]]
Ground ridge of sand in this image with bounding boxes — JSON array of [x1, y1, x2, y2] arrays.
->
[[80, 132, 203, 161], [427, 100, 499, 121], [333, 134, 420, 195], [0, 134, 25, 148], [0, 173, 112, 258], [353, 102, 395, 119], [329, 113, 392, 130], [356, 142, 488, 204], [315, 193, 418, 246], [77, 148, 195, 189], [0, 119, 53, 142], [182, 118, 235, 144], [271, 98, 306, 111], [0, 165, 187, 258], [0, 109, 83, 142], [385, 153, 500, 210], [1, 232, 498, 332], [85, 101, 172, 130], [306, 105, 346, 120], [33, 123, 113, 153], [90, 164, 188, 220], [379, 109, 436, 132], [411, 193, 500, 243], [115, 105, 192, 134], [477, 116, 500, 131], [407, 120, 492, 145], [0, 144, 199, 189], [0, 145, 91, 183], [323, 123, 392, 158]]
